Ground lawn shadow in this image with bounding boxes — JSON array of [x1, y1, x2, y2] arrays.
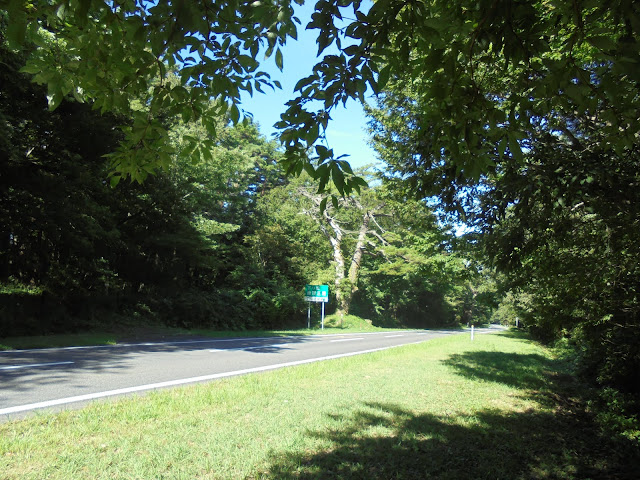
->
[[440, 343, 586, 413], [263, 401, 639, 479], [442, 350, 557, 391], [262, 343, 639, 479]]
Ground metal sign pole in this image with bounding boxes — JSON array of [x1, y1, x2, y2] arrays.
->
[[321, 301, 325, 330], [307, 302, 311, 329]]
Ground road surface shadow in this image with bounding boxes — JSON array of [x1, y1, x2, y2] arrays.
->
[[0, 335, 313, 392]]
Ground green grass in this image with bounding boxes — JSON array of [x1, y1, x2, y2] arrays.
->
[[0, 332, 119, 351], [1, 331, 637, 479]]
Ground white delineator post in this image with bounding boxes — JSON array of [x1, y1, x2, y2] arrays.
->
[[471, 325, 474, 341]]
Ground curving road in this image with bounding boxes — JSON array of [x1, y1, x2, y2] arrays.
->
[[0, 326, 503, 420]]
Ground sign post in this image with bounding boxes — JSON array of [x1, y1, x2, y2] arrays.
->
[[304, 284, 329, 330]]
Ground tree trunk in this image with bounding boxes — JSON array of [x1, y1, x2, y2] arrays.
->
[[340, 211, 371, 315], [324, 212, 348, 315], [299, 188, 383, 317]]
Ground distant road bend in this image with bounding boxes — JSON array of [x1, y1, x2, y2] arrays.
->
[[0, 326, 504, 420]]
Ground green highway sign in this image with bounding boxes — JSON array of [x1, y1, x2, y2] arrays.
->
[[304, 284, 329, 303]]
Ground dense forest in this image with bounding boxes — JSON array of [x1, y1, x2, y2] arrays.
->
[[1, 42, 488, 337], [1, 0, 638, 435]]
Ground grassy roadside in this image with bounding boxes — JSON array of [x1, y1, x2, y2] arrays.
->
[[0, 315, 422, 350], [1, 331, 636, 479]]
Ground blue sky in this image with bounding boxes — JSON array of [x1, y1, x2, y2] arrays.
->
[[239, 2, 379, 170]]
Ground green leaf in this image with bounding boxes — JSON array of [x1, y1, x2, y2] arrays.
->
[[275, 49, 284, 70], [307, 123, 320, 146], [250, 41, 259, 59], [320, 197, 328, 213], [6, 13, 28, 48], [182, 106, 192, 123], [376, 65, 391, 92], [109, 175, 121, 188], [508, 134, 523, 163], [332, 163, 345, 194], [315, 145, 331, 160], [201, 145, 213, 163], [238, 55, 259, 72], [337, 160, 353, 175], [317, 164, 330, 192], [20, 63, 43, 75], [497, 136, 508, 160], [355, 176, 368, 187], [229, 103, 240, 124], [303, 161, 317, 178], [586, 36, 617, 53], [294, 75, 316, 92], [47, 90, 64, 111]]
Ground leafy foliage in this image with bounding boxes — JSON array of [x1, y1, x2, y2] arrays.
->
[[481, 141, 640, 395], [256, 172, 487, 326], [2, 0, 299, 182], [366, 1, 640, 400], [0, 41, 302, 334], [3, 0, 640, 198], [1, 37, 476, 338]]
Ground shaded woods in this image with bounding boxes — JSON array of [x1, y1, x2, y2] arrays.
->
[[1, 43, 481, 337]]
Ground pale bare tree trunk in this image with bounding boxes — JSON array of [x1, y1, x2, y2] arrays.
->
[[299, 188, 386, 317], [324, 213, 348, 314], [340, 211, 371, 315]]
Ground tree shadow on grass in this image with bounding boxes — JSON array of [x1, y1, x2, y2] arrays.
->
[[262, 347, 639, 479], [263, 401, 638, 479], [443, 351, 558, 391], [441, 348, 588, 416]]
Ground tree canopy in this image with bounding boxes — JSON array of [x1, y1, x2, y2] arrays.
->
[[3, 0, 639, 195], [2, 0, 301, 184], [365, 1, 640, 399], [2, 38, 475, 336]]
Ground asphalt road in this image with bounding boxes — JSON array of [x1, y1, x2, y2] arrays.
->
[[0, 326, 503, 420]]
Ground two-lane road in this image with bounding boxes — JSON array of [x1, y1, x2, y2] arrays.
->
[[1, 326, 503, 420]]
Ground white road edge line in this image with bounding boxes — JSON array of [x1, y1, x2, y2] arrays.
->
[[330, 338, 363, 343], [0, 361, 74, 371], [0, 342, 426, 416], [384, 334, 405, 338]]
